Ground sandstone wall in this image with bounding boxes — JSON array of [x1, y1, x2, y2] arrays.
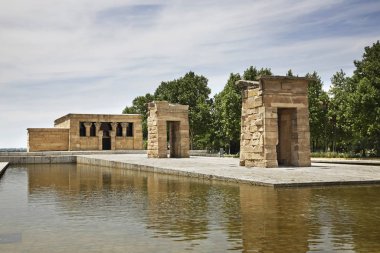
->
[[238, 76, 311, 168], [115, 137, 135, 150], [28, 128, 69, 152], [55, 114, 143, 151], [147, 101, 190, 158]]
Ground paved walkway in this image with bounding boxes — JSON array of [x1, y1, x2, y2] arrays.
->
[[77, 154, 380, 187]]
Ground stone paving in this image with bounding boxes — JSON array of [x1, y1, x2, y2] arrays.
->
[[77, 154, 380, 187]]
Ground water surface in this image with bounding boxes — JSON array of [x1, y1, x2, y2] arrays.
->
[[1, 164, 380, 252]]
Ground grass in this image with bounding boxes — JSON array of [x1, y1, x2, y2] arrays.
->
[[311, 151, 372, 159]]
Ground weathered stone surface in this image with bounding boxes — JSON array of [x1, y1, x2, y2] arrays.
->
[[238, 76, 311, 168], [28, 114, 143, 152], [147, 101, 190, 158], [27, 128, 69, 152]]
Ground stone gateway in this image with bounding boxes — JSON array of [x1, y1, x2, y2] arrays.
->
[[237, 76, 312, 168], [27, 114, 143, 152], [147, 101, 190, 158]]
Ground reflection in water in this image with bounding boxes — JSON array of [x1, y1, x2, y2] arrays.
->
[[0, 164, 380, 252], [239, 185, 312, 252]]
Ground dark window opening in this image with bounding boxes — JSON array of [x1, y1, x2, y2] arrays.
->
[[102, 131, 111, 150], [90, 123, 96, 137], [127, 123, 133, 137], [100, 122, 112, 131], [116, 123, 123, 137], [79, 122, 86, 137]]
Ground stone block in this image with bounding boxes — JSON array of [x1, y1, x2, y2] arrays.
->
[[244, 160, 257, 167], [264, 151, 277, 160], [265, 131, 278, 139], [248, 89, 260, 97], [264, 122, 278, 132], [251, 136, 263, 146], [254, 119, 263, 126], [252, 145, 263, 153], [249, 125, 258, 132], [252, 132, 261, 140], [265, 108, 278, 119], [237, 77, 311, 167], [264, 160, 278, 168], [244, 152, 262, 160]]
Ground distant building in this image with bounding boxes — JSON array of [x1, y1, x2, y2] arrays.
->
[[27, 114, 143, 152]]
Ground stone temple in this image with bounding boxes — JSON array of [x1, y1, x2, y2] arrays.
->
[[27, 114, 143, 152], [147, 101, 190, 158], [237, 76, 312, 168]]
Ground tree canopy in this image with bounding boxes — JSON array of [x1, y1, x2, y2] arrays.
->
[[122, 42, 380, 156]]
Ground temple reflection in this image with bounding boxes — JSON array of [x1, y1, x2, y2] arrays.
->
[[25, 164, 380, 252], [239, 185, 313, 252]]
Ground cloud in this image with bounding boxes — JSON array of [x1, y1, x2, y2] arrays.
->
[[0, 0, 379, 147]]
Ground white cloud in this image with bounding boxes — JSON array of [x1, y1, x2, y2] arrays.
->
[[0, 0, 379, 147]]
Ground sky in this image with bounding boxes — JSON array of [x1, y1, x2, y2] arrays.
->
[[0, 0, 379, 148]]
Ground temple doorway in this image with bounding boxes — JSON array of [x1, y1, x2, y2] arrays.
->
[[167, 121, 181, 158], [100, 123, 112, 150], [277, 108, 297, 166]]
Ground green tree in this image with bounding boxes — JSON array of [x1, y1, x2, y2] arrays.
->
[[328, 70, 353, 152], [213, 73, 242, 153], [122, 93, 154, 139], [243, 66, 272, 80], [306, 72, 329, 152], [154, 71, 212, 149], [212, 66, 273, 153], [349, 41, 380, 155], [286, 69, 294, 76]]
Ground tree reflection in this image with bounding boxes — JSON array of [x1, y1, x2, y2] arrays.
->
[[25, 164, 380, 252]]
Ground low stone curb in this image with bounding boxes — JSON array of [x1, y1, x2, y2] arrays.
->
[[311, 158, 380, 166]]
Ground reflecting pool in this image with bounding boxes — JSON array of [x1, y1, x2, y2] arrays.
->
[[1, 164, 380, 252]]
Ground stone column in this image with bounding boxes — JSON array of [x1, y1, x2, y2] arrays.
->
[[121, 122, 127, 137], [110, 122, 117, 150], [83, 122, 92, 137], [96, 123, 102, 150], [133, 121, 143, 149]]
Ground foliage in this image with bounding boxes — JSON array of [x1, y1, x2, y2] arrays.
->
[[286, 69, 294, 76], [212, 66, 272, 153], [348, 41, 380, 155], [326, 41, 380, 156], [212, 73, 242, 153], [121, 42, 380, 156], [154, 71, 212, 149], [305, 71, 329, 152], [328, 70, 353, 152], [122, 93, 154, 139], [311, 152, 362, 159], [243, 66, 272, 80]]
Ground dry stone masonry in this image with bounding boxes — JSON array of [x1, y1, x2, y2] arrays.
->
[[147, 101, 190, 158], [28, 114, 143, 152], [237, 76, 311, 168]]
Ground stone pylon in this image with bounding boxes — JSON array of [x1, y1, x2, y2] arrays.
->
[[147, 101, 190, 158], [237, 76, 311, 168]]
